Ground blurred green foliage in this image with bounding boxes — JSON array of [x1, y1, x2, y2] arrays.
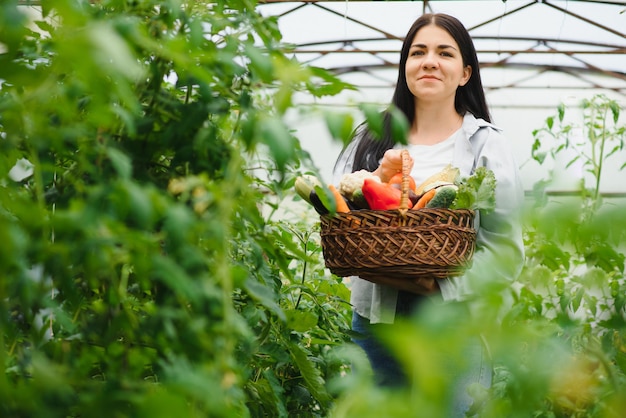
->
[[0, 0, 354, 416], [2, 0, 626, 417]]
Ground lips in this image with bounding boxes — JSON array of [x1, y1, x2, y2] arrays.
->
[[419, 75, 440, 81]]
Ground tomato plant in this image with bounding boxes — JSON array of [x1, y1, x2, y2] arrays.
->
[[0, 1, 353, 416]]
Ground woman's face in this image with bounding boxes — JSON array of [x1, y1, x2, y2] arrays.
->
[[404, 24, 472, 105]]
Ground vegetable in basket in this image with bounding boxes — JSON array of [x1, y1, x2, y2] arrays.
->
[[426, 185, 458, 208], [294, 165, 496, 215], [350, 188, 370, 210], [328, 184, 350, 213], [295, 175, 329, 214], [337, 169, 381, 209], [388, 172, 417, 192], [294, 174, 321, 204], [294, 174, 352, 215], [450, 166, 497, 213], [361, 177, 410, 211], [414, 163, 459, 196]]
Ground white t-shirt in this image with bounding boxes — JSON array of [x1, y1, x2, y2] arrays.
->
[[401, 128, 460, 188]]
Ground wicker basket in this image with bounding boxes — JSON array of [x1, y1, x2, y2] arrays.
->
[[320, 150, 476, 284]]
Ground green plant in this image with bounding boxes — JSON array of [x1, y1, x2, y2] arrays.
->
[[490, 94, 626, 417], [0, 0, 353, 416]]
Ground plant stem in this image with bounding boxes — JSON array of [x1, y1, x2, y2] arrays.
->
[[593, 105, 609, 203], [294, 233, 309, 310]]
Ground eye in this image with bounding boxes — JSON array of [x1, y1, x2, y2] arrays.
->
[[410, 50, 425, 57], [440, 51, 453, 57]]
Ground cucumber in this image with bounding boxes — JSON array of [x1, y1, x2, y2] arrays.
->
[[425, 185, 457, 209]]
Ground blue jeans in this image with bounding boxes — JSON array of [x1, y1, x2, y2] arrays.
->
[[351, 292, 492, 416], [351, 312, 409, 386]]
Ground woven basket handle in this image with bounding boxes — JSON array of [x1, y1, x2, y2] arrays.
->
[[399, 149, 411, 216]]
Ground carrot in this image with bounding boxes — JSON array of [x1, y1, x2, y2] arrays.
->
[[328, 184, 350, 213], [414, 188, 437, 209]]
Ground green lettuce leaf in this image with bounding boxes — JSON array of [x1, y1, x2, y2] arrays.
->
[[451, 167, 496, 213]]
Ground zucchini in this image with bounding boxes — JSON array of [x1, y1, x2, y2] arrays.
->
[[294, 175, 322, 204]]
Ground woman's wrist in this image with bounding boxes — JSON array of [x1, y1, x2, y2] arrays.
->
[[373, 166, 383, 180]]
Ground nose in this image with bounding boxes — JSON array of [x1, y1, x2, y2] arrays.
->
[[422, 52, 439, 69]]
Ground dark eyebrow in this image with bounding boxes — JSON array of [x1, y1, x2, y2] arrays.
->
[[410, 43, 458, 51]]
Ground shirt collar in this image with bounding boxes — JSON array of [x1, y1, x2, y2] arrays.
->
[[461, 112, 501, 139]]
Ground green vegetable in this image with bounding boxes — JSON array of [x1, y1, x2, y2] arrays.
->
[[294, 175, 322, 204], [350, 188, 370, 209], [426, 185, 457, 208], [451, 167, 497, 213]]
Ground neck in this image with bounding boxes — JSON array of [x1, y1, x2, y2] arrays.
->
[[409, 104, 463, 145]]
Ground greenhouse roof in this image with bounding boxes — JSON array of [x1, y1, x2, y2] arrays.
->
[[258, 0, 626, 108], [258, 0, 626, 190]]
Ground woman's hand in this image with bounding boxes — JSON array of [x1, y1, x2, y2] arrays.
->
[[373, 149, 414, 183]]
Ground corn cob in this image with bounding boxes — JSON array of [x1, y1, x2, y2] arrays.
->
[[414, 164, 460, 197]]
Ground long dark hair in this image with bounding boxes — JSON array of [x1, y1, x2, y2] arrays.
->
[[345, 13, 490, 172]]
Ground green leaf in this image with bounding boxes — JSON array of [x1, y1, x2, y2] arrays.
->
[[150, 254, 200, 304], [537, 243, 570, 271], [564, 154, 581, 169], [285, 309, 318, 333], [244, 277, 286, 321], [273, 84, 293, 115], [245, 44, 274, 83], [557, 103, 565, 122], [287, 342, 331, 405], [615, 351, 626, 375], [121, 180, 154, 228], [358, 103, 383, 140], [532, 144, 547, 164], [250, 370, 288, 418], [137, 388, 193, 417], [88, 21, 144, 81], [314, 184, 336, 214], [324, 111, 354, 145], [389, 106, 409, 145], [609, 100, 620, 123], [584, 243, 626, 273], [106, 147, 132, 179], [258, 116, 296, 171], [452, 166, 496, 213], [307, 66, 357, 97]]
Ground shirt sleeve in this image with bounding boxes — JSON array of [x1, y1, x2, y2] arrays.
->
[[332, 137, 360, 185], [439, 127, 526, 301]]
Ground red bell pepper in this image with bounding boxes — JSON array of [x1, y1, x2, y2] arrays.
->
[[362, 178, 407, 210]]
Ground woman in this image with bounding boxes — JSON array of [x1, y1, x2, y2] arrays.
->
[[333, 12, 525, 414]]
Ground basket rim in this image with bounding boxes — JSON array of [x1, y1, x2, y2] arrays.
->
[[321, 207, 474, 218]]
